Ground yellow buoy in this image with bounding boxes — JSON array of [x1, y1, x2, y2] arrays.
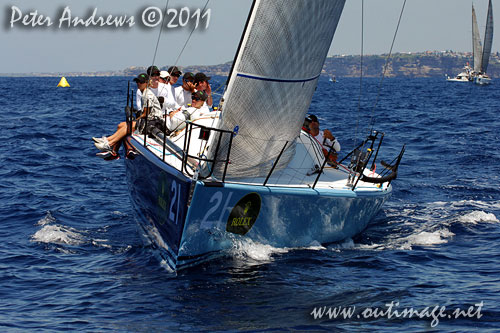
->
[[57, 77, 70, 87]]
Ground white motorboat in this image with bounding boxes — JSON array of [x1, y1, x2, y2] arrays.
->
[[446, 65, 473, 82]]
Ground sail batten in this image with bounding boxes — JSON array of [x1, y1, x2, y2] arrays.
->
[[211, 0, 346, 179]]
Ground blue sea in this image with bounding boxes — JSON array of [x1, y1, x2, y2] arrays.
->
[[0, 76, 499, 332]]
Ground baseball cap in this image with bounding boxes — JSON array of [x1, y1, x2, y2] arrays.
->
[[194, 72, 211, 83], [168, 66, 182, 76], [183, 72, 195, 81], [159, 71, 170, 79], [191, 90, 208, 101], [146, 65, 160, 77], [306, 114, 318, 123], [133, 73, 149, 84]]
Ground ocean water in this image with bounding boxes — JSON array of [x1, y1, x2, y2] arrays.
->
[[0, 76, 499, 332]]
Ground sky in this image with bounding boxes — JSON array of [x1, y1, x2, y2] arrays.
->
[[1, 0, 498, 73]]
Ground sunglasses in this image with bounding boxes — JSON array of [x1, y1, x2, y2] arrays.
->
[[172, 74, 180, 77], [184, 79, 194, 83], [192, 97, 201, 101]]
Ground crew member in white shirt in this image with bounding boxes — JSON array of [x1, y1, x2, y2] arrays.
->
[[135, 65, 161, 110], [93, 73, 162, 160], [166, 66, 182, 85], [157, 70, 179, 112], [174, 72, 196, 108], [307, 114, 341, 164], [167, 91, 210, 132]]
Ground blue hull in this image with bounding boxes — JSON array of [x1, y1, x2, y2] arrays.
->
[[125, 137, 391, 270], [125, 138, 192, 267]]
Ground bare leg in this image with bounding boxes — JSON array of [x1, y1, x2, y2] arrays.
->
[[107, 121, 136, 147], [123, 139, 133, 151], [106, 122, 126, 145]]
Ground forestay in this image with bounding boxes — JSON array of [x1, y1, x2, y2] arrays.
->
[[210, 0, 346, 179]]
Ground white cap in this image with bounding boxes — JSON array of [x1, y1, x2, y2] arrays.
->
[[160, 70, 170, 79]]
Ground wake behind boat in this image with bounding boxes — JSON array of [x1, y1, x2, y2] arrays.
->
[[122, 0, 404, 271]]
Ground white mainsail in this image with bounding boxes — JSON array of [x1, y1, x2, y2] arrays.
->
[[472, 0, 494, 74], [472, 5, 483, 73], [211, 0, 346, 179], [481, 0, 494, 73]]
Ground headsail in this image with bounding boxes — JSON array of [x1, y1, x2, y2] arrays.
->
[[481, 0, 494, 73], [211, 0, 346, 179], [472, 5, 483, 73]]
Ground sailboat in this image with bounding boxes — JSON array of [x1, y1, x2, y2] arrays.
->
[[472, 0, 494, 84], [447, 0, 494, 84], [124, 0, 404, 271]]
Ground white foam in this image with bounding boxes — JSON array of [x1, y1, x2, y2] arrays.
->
[[317, 201, 498, 253], [37, 211, 56, 226], [457, 211, 499, 224], [32, 225, 85, 246], [357, 243, 386, 250], [91, 239, 111, 249], [404, 229, 454, 247], [112, 211, 127, 216], [32, 211, 87, 246], [328, 238, 356, 252], [302, 240, 327, 251], [232, 239, 288, 262], [347, 228, 455, 251], [450, 200, 500, 211]]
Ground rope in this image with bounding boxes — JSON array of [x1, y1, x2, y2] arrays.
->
[[368, 0, 407, 132]]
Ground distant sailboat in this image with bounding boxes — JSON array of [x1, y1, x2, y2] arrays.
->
[[447, 0, 493, 84], [472, 0, 494, 84]]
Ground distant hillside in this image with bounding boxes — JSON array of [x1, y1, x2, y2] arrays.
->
[[323, 52, 500, 78], [122, 62, 233, 77], [3, 52, 500, 78], [122, 52, 500, 79]]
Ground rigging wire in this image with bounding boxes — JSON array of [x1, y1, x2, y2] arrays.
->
[[140, 0, 171, 96], [150, 0, 171, 69], [368, 0, 407, 132], [172, 0, 211, 68], [352, 0, 364, 152], [148, 0, 211, 83]]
